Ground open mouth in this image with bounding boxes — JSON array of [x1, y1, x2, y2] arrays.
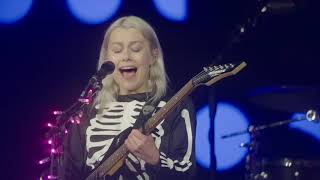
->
[[119, 66, 137, 78]]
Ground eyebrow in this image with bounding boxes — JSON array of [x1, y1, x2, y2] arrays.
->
[[110, 40, 144, 46]]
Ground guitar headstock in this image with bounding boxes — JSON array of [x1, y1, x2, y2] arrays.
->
[[192, 62, 247, 87]]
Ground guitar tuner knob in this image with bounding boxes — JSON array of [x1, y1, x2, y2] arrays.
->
[[203, 67, 208, 71]]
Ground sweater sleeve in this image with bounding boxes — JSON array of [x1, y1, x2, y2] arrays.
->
[[146, 97, 197, 179], [58, 113, 90, 180]]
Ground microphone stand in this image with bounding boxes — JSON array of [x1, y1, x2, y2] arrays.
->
[[40, 77, 103, 180]]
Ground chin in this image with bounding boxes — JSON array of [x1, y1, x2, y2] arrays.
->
[[120, 83, 143, 94]]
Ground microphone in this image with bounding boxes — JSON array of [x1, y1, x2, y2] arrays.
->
[[80, 61, 115, 99], [90, 61, 115, 83]]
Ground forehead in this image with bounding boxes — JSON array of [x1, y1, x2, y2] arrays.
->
[[108, 27, 146, 43]]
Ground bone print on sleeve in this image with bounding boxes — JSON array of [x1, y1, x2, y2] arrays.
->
[[147, 98, 196, 179]]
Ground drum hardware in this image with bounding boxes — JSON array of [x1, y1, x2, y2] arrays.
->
[[221, 109, 319, 180]]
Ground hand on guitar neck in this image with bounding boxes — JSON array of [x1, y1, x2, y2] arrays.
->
[[125, 129, 160, 165]]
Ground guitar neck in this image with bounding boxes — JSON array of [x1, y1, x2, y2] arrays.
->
[[85, 143, 128, 179], [144, 80, 194, 134]]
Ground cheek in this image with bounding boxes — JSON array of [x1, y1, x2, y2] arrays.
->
[[111, 71, 121, 82], [137, 65, 151, 79], [106, 54, 118, 63], [134, 51, 153, 65]]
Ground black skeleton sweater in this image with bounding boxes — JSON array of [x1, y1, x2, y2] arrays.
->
[[59, 92, 196, 180]]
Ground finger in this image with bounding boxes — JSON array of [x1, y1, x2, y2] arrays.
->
[[131, 129, 146, 139], [125, 138, 138, 152], [124, 139, 132, 151], [146, 134, 155, 141], [126, 144, 145, 160], [129, 131, 144, 146]]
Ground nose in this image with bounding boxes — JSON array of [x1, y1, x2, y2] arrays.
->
[[121, 48, 131, 62]]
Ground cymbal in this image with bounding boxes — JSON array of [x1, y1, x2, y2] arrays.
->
[[249, 86, 320, 113]]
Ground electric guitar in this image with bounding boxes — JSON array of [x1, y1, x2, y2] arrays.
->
[[85, 62, 247, 180]]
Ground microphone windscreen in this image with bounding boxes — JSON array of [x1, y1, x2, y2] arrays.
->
[[97, 61, 115, 78]]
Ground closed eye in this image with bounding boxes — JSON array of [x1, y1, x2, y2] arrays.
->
[[130, 41, 143, 52], [110, 43, 123, 53]]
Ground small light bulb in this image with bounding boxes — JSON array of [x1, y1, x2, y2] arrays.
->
[[53, 110, 62, 115], [38, 157, 50, 165], [48, 175, 57, 179]]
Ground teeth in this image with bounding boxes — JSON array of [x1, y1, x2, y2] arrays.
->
[[120, 66, 136, 70], [119, 66, 137, 74]]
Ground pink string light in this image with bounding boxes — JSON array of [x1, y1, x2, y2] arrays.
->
[[47, 123, 53, 127], [47, 175, 57, 179], [38, 157, 50, 165], [53, 110, 62, 115]]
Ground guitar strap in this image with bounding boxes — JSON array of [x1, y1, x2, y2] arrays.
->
[[132, 98, 159, 134]]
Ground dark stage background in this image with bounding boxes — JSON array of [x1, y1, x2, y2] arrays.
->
[[1, 0, 320, 179]]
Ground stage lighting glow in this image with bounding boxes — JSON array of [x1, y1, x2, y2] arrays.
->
[[0, 0, 33, 24], [67, 0, 122, 24], [290, 113, 320, 141], [195, 105, 211, 168], [196, 102, 250, 171], [152, 0, 187, 21]]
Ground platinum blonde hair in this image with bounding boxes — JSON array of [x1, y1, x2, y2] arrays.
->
[[94, 16, 168, 108]]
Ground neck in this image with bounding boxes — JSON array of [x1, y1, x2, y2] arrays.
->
[[119, 84, 151, 95]]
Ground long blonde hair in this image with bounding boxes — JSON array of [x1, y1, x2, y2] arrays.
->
[[94, 16, 168, 108]]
